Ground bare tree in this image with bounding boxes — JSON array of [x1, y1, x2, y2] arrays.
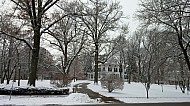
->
[[0, 13, 22, 84], [79, 0, 123, 84], [112, 24, 128, 79], [134, 28, 169, 98], [4, 0, 64, 86], [46, 1, 87, 86], [126, 36, 139, 83]]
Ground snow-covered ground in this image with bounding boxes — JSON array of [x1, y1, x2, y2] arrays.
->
[[0, 80, 100, 105], [88, 82, 190, 103], [0, 80, 190, 105], [0, 93, 98, 105]]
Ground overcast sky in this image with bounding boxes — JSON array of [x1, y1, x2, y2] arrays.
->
[[1, 0, 140, 32], [118, 0, 140, 32]]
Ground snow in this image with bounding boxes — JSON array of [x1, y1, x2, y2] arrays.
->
[[0, 93, 98, 105], [0, 80, 100, 105], [1, 80, 190, 105], [88, 82, 190, 103]]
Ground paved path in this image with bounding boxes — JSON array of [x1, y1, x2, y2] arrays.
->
[[73, 83, 124, 103]]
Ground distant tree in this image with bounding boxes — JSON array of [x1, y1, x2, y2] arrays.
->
[[126, 36, 138, 83], [132, 31, 143, 82], [112, 24, 128, 79], [80, 51, 94, 75], [69, 57, 85, 81], [0, 13, 22, 84], [100, 74, 124, 93], [0, 36, 20, 84], [19, 46, 54, 80]]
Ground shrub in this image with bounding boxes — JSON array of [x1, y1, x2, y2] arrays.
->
[[100, 74, 124, 93], [50, 73, 72, 87]]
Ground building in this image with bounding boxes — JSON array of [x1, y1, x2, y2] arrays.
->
[[166, 70, 190, 85], [87, 57, 128, 81]]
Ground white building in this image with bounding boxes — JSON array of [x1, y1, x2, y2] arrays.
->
[[87, 62, 128, 81]]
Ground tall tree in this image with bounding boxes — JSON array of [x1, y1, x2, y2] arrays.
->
[[79, 0, 123, 84], [46, 1, 87, 86], [138, 28, 170, 98], [8, 0, 60, 86]]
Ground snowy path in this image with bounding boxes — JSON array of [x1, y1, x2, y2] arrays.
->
[[73, 83, 124, 103]]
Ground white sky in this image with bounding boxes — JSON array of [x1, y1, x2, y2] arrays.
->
[[118, 0, 140, 33]]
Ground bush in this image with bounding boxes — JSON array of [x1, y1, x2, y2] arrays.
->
[[100, 74, 124, 93], [50, 73, 72, 87]]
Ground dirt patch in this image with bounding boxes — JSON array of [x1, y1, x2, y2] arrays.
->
[[73, 83, 124, 104]]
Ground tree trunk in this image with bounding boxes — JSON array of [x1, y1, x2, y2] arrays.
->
[[128, 72, 131, 84], [177, 21, 190, 73], [28, 30, 41, 86], [18, 65, 21, 86], [0, 38, 6, 83], [146, 82, 150, 99], [6, 59, 11, 84], [119, 63, 123, 78], [1, 68, 6, 84], [146, 88, 149, 99], [94, 43, 99, 84]]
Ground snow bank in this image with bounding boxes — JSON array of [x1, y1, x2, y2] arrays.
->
[[0, 93, 99, 105], [65, 93, 98, 103]]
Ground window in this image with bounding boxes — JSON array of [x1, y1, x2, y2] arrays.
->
[[114, 67, 118, 72], [102, 67, 105, 71], [108, 66, 112, 72], [115, 74, 119, 78], [124, 75, 128, 79], [91, 74, 93, 79], [124, 71, 127, 74]]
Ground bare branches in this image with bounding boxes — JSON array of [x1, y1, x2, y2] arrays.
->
[[42, 0, 59, 14], [0, 31, 32, 50], [41, 14, 76, 34]]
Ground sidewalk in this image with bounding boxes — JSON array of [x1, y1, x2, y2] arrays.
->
[[73, 83, 124, 104]]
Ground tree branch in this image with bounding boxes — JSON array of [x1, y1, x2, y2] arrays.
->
[[0, 31, 33, 50]]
